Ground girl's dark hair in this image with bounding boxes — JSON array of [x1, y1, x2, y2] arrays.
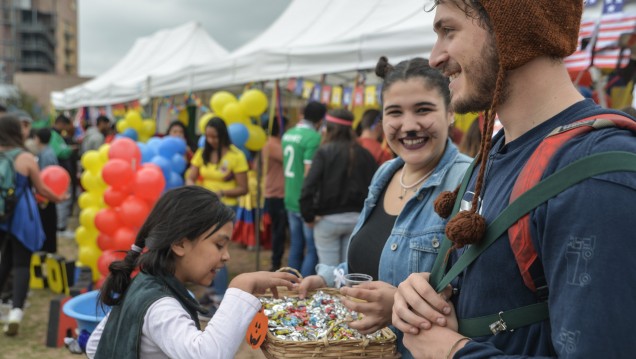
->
[[322, 108, 357, 177], [166, 120, 195, 151], [99, 186, 235, 306], [375, 56, 450, 109], [0, 115, 26, 148], [203, 117, 232, 165]]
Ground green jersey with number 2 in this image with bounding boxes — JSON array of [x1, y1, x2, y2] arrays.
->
[[281, 123, 321, 212]]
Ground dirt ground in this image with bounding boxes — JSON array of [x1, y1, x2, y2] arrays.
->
[[0, 214, 277, 359]]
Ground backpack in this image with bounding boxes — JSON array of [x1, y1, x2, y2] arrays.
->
[[430, 114, 636, 337], [0, 148, 23, 222]]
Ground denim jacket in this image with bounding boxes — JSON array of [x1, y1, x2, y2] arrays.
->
[[316, 139, 471, 287], [316, 140, 471, 358]]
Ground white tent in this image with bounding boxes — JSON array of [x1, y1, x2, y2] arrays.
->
[[151, 0, 436, 92], [52, 0, 437, 109], [51, 21, 229, 109]]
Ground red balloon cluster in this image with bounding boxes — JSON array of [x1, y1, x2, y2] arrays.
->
[[94, 138, 167, 272]]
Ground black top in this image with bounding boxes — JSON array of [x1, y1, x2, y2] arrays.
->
[[347, 186, 397, 280]]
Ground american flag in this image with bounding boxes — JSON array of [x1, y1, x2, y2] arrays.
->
[[565, 12, 636, 72]]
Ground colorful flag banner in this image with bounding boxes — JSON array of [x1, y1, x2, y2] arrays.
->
[[331, 86, 343, 106], [603, 0, 624, 14], [364, 85, 377, 106], [342, 87, 353, 107], [302, 81, 314, 99], [321, 85, 332, 104], [353, 86, 365, 107], [294, 78, 304, 97], [311, 84, 322, 102]]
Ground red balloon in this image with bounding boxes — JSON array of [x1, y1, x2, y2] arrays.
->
[[102, 159, 134, 189], [97, 250, 126, 277], [112, 227, 137, 251], [103, 187, 128, 207], [119, 195, 150, 228], [134, 167, 166, 202], [94, 208, 122, 236], [108, 138, 142, 167], [96, 233, 115, 251], [40, 165, 70, 196]]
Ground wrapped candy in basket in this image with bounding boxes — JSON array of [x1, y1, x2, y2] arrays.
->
[[258, 268, 399, 359]]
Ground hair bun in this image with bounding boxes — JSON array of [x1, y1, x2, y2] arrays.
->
[[375, 56, 392, 79]]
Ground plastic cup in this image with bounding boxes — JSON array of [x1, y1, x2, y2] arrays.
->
[[343, 273, 373, 302]]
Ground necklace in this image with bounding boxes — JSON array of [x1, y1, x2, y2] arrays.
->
[[398, 166, 435, 200]]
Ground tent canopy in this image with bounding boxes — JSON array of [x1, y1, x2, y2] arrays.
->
[[150, 0, 436, 93], [52, 0, 438, 109], [52, 21, 229, 109]]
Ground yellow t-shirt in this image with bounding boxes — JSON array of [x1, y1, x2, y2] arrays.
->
[[191, 146, 249, 206]]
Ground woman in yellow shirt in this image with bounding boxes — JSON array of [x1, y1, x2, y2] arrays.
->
[[186, 116, 249, 305], [186, 117, 248, 207]]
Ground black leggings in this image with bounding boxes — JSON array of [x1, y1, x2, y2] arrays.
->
[[0, 232, 32, 309]]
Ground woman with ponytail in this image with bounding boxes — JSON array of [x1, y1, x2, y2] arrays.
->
[[297, 57, 471, 359], [86, 186, 299, 359]]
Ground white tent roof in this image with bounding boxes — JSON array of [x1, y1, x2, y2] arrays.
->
[[152, 0, 436, 91], [52, 0, 437, 109], [51, 21, 229, 109]]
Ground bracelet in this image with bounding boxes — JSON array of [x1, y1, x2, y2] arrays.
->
[[446, 337, 470, 359]]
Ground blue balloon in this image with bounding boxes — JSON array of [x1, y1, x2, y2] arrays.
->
[[122, 128, 138, 141], [150, 155, 172, 180], [228, 123, 249, 147], [137, 142, 156, 164], [159, 136, 187, 158], [198, 135, 205, 148], [147, 137, 162, 152], [171, 154, 187, 174], [166, 171, 184, 189]]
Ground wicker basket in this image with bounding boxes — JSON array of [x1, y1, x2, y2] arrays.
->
[[259, 268, 400, 359]]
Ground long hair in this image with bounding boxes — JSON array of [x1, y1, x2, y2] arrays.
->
[[99, 186, 235, 306], [322, 108, 357, 177], [202, 117, 232, 165], [0, 115, 26, 148]]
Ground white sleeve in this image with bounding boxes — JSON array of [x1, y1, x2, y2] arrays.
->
[[85, 312, 110, 359], [144, 288, 261, 359]]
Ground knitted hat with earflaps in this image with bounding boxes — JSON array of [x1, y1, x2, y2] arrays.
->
[[434, 0, 583, 248]]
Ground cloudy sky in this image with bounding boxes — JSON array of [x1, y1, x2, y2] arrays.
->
[[78, 0, 291, 77]]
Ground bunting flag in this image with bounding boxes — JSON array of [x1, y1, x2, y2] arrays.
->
[[287, 78, 297, 92], [321, 85, 332, 104], [310, 84, 322, 102], [353, 86, 365, 107], [565, 12, 636, 72], [331, 86, 343, 106], [342, 87, 353, 106], [364, 85, 377, 106], [302, 81, 314, 99], [603, 0, 624, 14], [294, 78, 304, 96]]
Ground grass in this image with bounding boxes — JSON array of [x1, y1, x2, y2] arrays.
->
[[0, 214, 275, 358]]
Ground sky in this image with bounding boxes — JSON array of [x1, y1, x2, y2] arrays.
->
[[78, 0, 291, 77]]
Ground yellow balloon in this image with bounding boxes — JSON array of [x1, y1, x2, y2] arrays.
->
[[79, 207, 100, 230], [77, 245, 102, 281], [141, 119, 156, 137], [138, 134, 151, 143], [75, 225, 99, 247], [116, 119, 129, 134], [198, 113, 215, 134], [81, 170, 107, 193], [222, 102, 249, 125], [239, 89, 268, 117], [125, 110, 143, 131], [78, 191, 103, 209], [80, 150, 103, 175], [210, 91, 238, 115], [98, 144, 110, 162], [178, 109, 189, 126], [245, 125, 267, 151]]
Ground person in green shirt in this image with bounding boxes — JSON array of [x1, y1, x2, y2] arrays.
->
[[281, 101, 325, 276]]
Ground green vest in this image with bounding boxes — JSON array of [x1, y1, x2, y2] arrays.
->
[[94, 273, 206, 359]]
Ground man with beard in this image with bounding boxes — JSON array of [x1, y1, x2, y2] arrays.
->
[[391, 1, 636, 358]]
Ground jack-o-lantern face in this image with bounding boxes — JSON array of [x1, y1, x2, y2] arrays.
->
[[245, 308, 268, 349]]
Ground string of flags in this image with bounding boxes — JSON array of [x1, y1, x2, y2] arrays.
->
[[287, 77, 382, 107]]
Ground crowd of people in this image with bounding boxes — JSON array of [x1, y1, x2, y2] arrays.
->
[[2, 0, 636, 358]]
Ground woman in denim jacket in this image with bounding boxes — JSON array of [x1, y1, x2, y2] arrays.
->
[[299, 56, 472, 358]]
